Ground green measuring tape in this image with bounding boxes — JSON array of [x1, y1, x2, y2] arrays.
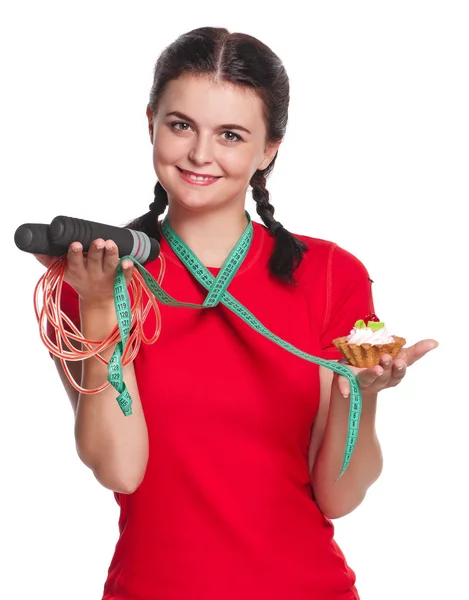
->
[[108, 213, 361, 480]]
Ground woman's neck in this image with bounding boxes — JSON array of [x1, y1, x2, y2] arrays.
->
[[165, 204, 249, 268]]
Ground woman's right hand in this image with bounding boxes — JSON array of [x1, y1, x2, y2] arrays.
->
[[34, 238, 134, 308]]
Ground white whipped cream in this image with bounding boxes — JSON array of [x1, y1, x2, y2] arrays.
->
[[346, 326, 394, 345]]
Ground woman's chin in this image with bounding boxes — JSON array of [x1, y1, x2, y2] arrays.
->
[[168, 190, 221, 212], [175, 199, 213, 212]]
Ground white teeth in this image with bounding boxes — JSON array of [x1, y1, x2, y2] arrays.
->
[[183, 170, 217, 182]]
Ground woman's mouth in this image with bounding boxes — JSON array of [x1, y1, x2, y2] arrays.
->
[[177, 167, 222, 186]]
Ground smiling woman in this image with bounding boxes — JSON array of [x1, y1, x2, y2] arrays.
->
[[35, 25, 438, 600], [148, 75, 279, 218], [126, 27, 307, 280]]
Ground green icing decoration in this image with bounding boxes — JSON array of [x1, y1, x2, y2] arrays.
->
[[368, 321, 385, 332]]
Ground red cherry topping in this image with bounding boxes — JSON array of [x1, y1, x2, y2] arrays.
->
[[365, 313, 380, 324]]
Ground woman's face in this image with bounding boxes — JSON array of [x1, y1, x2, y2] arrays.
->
[[147, 75, 280, 213]]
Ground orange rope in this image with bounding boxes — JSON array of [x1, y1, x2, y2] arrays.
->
[[34, 254, 166, 394]]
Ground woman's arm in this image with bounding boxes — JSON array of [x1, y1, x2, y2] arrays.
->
[[53, 301, 148, 495], [308, 339, 437, 519], [308, 366, 382, 519], [74, 300, 148, 495], [41, 240, 149, 494]]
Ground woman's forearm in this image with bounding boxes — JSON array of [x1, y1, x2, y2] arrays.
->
[[311, 385, 383, 519], [75, 300, 148, 494]]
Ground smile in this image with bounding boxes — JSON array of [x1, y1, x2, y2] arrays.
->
[[177, 167, 222, 186]]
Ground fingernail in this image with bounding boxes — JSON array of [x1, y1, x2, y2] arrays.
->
[[397, 363, 406, 370], [343, 393, 349, 399]]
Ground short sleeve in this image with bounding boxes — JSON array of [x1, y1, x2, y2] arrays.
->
[[319, 244, 375, 359], [46, 281, 80, 355]]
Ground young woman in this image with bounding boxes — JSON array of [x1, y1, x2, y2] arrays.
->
[[37, 26, 437, 600]]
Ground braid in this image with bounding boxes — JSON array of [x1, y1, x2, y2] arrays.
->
[[125, 181, 168, 242], [250, 169, 307, 283], [252, 170, 276, 228]]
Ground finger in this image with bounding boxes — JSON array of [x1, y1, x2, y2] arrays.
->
[[377, 354, 393, 387], [337, 374, 351, 398], [397, 339, 439, 367], [102, 240, 120, 274], [388, 361, 407, 386], [86, 239, 106, 276], [122, 259, 134, 287], [66, 242, 85, 276], [357, 364, 383, 388]]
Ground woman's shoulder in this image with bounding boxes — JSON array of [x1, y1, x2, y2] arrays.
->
[[253, 220, 368, 283], [290, 227, 369, 283]]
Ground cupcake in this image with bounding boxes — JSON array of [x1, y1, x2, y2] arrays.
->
[[333, 314, 406, 368]]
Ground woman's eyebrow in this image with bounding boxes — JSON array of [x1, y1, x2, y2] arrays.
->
[[166, 111, 251, 134]]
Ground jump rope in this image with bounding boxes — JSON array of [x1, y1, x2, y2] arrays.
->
[[15, 214, 362, 481]]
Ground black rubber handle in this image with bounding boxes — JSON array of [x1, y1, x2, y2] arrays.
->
[[14, 217, 160, 263], [49, 216, 159, 260], [14, 223, 64, 256]]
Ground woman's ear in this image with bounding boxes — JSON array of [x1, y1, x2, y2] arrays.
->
[[146, 106, 154, 143], [259, 140, 282, 170]]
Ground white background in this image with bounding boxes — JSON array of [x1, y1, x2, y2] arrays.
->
[[1, 1, 467, 599]]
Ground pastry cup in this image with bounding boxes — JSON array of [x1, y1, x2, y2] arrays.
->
[[332, 336, 406, 368]]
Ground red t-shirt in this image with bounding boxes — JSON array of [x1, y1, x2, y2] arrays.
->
[[53, 222, 374, 600]]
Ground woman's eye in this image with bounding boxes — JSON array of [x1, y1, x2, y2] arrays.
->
[[222, 131, 242, 143], [171, 122, 241, 142], [172, 122, 191, 131]]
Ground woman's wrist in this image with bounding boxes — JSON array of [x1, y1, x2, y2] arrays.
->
[[79, 297, 116, 314]]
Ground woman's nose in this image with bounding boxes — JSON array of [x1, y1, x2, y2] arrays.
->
[[188, 133, 214, 166]]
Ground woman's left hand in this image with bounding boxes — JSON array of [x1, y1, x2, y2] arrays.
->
[[336, 339, 439, 398]]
